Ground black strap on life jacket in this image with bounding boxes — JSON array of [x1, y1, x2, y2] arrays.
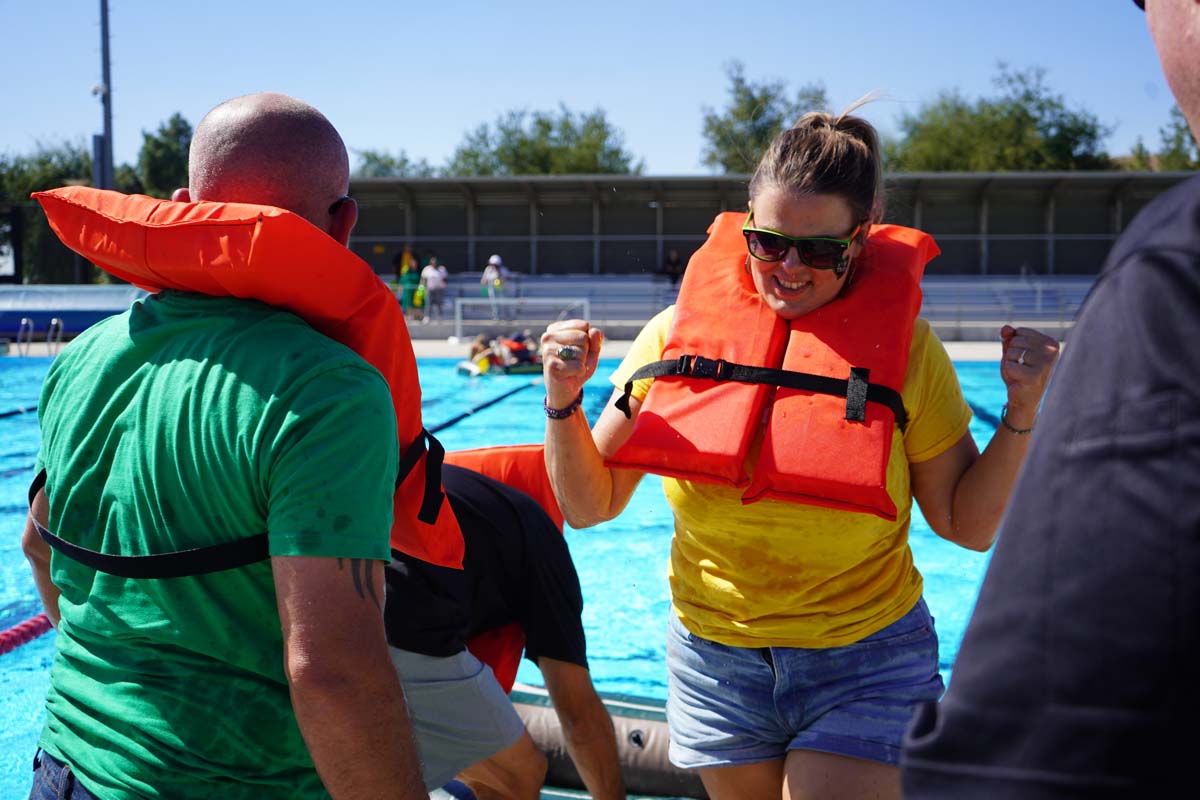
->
[[27, 469, 269, 579], [25, 428, 447, 579], [397, 427, 446, 525], [614, 354, 908, 433]]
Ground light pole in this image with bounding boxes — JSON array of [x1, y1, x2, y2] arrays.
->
[[92, 0, 115, 190]]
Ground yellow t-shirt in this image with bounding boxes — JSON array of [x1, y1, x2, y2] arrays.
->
[[610, 307, 971, 648]]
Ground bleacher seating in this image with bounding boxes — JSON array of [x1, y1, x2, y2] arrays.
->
[[0, 275, 1096, 345], [443, 272, 1093, 339]]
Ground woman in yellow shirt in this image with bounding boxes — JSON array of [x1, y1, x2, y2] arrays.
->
[[540, 108, 1058, 800]]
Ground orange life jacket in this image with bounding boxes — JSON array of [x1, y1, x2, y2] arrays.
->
[[444, 443, 562, 693], [606, 212, 938, 520], [34, 186, 465, 568]]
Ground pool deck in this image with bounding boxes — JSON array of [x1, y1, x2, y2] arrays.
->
[[5, 339, 1006, 361], [410, 339, 1006, 361]]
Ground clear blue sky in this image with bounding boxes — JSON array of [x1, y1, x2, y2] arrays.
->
[[1, 0, 1172, 175]]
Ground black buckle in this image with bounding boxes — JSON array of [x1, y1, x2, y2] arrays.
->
[[679, 355, 730, 381]]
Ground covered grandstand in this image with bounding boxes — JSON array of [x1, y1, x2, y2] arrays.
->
[[345, 171, 1191, 276], [0, 171, 1190, 342]]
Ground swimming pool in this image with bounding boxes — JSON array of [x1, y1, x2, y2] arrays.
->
[[0, 355, 1005, 795]]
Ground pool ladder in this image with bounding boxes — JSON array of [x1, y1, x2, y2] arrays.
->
[[15, 317, 64, 357]]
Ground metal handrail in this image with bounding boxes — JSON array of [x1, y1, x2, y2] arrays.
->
[[47, 317, 64, 355], [16, 317, 33, 357]]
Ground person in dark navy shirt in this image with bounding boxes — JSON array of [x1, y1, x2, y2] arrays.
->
[[902, 2, 1200, 797]]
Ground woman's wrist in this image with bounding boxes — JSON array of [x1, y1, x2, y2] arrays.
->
[[545, 389, 584, 420], [1000, 404, 1035, 435]]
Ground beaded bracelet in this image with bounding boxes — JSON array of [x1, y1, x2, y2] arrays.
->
[[1000, 404, 1034, 435], [545, 389, 584, 420]]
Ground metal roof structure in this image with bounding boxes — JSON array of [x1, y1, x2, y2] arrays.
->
[[347, 171, 1193, 277]]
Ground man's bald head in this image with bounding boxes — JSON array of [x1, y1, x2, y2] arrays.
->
[[1146, 0, 1200, 141], [187, 93, 350, 229]]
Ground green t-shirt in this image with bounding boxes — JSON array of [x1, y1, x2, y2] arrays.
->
[[36, 292, 398, 799]]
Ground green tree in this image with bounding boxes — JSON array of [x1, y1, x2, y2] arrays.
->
[[700, 61, 830, 174], [1125, 137, 1155, 171], [353, 149, 436, 178], [136, 112, 191, 198], [0, 141, 94, 282], [443, 105, 643, 176], [889, 65, 1113, 171], [1156, 105, 1199, 170], [0, 141, 92, 201], [115, 162, 145, 195]]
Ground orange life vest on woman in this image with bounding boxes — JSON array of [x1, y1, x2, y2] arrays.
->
[[34, 186, 465, 568], [606, 212, 939, 520]]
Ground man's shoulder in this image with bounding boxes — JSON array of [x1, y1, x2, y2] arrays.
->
[[62, 294, 385, 388], [1113, 173, 1200, 263]]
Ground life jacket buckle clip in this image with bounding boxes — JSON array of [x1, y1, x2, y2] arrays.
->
[[682, 355, 731, 382]]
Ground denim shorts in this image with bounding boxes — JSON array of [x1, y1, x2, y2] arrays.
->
[[665, 598, 944, 769], [29, 750, 101, 800]]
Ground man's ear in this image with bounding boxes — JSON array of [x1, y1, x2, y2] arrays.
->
[[171, 188, 191, 202], [329, 197, 358, 246]]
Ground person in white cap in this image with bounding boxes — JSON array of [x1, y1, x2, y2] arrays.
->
[[481, 254, 512, 320]]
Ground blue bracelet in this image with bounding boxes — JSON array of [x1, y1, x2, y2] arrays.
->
[[545, 390, 584, 420]]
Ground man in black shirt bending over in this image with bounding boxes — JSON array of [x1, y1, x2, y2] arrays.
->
[[385, 464, 624, 800]]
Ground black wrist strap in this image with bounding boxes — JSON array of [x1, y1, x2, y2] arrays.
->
[[614, 354, 908, 432]]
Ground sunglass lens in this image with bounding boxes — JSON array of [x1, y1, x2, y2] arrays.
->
[[748, 231, 789, 261], [797, 240, 845, 269]]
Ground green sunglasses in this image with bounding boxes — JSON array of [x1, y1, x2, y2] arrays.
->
[[742, 212, 863, 277]]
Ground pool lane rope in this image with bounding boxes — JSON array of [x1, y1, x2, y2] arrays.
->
[[0, 613, 52, 656], [966, 401, 1001, 430], [428, 378, 541, 433], [1, 405, 39, 478]]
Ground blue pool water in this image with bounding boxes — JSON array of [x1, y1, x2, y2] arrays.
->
[[0, 356, 1005, 794]]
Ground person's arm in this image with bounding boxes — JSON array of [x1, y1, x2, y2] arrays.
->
[[273, 554, 426, 799], [540, 320, 645, 528], [911, 325, 1059, 551], [540, 658, 625, 800], [21, 487, 61, 627]]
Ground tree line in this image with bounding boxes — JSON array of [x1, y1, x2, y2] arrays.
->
[[3, 62, 1195, 205]]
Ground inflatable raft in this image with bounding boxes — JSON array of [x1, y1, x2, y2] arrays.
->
[[512, 684, 707, 800], [456, 358, 544, 377]]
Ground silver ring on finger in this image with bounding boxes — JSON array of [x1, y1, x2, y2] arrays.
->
[[557, 344, 582, 361], [1018, 348, 1027, 366]]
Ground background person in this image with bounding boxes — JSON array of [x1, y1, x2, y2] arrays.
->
[[22, 92, 424, 799], [901, 1, 1200, 795], [482, 254, 512, 320], [399, 253, 423, 321], [421, 255, 449, 321], [539, 108, 1058, 800], [386, 462, 624, 800], [659, 247, 684, 286]]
